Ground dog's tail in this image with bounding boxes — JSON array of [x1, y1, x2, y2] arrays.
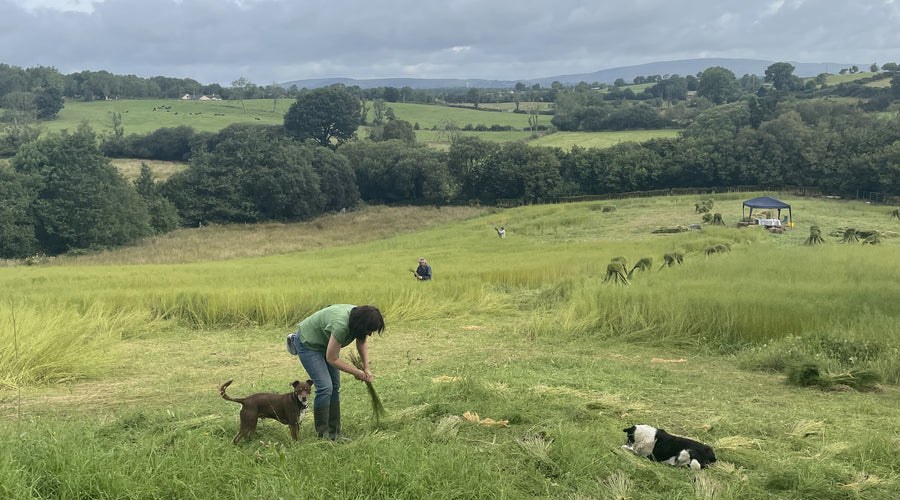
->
[[219, 379, 243, 403]]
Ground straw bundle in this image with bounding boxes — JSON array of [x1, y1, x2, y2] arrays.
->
[[603, 262, 629, 285], [805, 225, 824, 246], [349, 351, 386, 421]]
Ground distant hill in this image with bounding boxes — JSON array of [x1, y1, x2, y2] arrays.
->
[[280, 58, 861, 90]]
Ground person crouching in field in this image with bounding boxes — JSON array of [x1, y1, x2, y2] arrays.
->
[[291, 304, 385, 441], [413, 257, 432, 280]]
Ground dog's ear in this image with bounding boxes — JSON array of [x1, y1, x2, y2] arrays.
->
[[306, 379, 314, 387], [623, 425, 636, 433], [291, 380, 301, 389]]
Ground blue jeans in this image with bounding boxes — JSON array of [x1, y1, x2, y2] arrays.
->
[[296, 341, 341, 410]]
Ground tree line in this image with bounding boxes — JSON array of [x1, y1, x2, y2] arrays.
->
[[3, 82, 900, 260], [550, 62, 900, 132]]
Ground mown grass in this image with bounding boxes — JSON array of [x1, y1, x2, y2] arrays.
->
[[2, 194, 900, 498]]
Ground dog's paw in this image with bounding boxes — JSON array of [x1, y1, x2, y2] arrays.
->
[[689, 459, 702, 470]]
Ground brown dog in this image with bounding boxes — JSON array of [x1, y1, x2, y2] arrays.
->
[[220, 378, 313, 444]]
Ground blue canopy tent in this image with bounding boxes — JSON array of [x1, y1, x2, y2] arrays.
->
[[742, 196, 792, 224]]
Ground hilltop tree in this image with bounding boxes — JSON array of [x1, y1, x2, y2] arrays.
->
[[230, 77, 254, 113], [283, 85, 361, 148], [697, 67, 740, 105], [765, 62, 800, 91]]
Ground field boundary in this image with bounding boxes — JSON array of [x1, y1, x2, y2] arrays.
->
[[498, 185, 833, 208]]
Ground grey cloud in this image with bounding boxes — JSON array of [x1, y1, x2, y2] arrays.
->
[[2, 0, 898, 85]]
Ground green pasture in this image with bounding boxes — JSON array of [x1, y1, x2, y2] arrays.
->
[[865, 78, 892, 88], [413, 129, 536, 148], [21, 99, 681, 152], [823, 72, 875, 85], [530, 129, 680, 149], [473, 101, 555, 113], [374, 102, 533, 130], [2, 194, 900, 498], [47, 98, 288, 135]]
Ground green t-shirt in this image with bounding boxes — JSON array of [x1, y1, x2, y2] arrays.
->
[[297, 304, 356, 352]]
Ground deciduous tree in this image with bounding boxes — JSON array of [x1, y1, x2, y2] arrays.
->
[[12, 124, 151, 254], [697, 67, 740, 105], [764, 62, 800, 91], [0, 166, 37, 258], [283, 85, 361, 148]]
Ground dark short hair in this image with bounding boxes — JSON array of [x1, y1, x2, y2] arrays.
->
[[349, 305, 385, 340]]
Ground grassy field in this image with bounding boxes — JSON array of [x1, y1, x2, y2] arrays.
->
[[470, 101, 555, 113], [14, 98, 682, 152], [48, 98, 288, 135], [865, 78, 892, 88], [530, 129, 680, 149], [824, 72, 876, 85], [2, 194, 900, 498], [47, 99, 538, 137], [413, 129, 537, 149], [109, 158, 188, 182], [372, 102, 533, 130]]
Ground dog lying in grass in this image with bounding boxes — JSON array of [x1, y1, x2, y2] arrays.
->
[[220, 379, 313, 444], [622, 424, 716, 469]]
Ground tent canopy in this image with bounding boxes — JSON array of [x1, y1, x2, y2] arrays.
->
[[742, 196, 792, 222]]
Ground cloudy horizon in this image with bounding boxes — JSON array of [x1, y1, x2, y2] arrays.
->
[[2, 0, 898, 85]]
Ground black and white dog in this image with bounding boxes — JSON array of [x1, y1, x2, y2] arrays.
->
[[622, 424, 716, 469]]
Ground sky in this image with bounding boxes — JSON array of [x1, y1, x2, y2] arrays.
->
[[2, 0, 899, 85]]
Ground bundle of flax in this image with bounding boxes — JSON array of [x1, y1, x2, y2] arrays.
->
[[349, 352, 386, 421]]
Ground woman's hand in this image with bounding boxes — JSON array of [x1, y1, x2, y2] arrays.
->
[[354, 369, 372, 382]]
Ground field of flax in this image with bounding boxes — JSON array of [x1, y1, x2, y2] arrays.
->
[[2, 195, 900, 499]]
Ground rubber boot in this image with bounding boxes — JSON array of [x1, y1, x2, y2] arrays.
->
[[328, 402, 351, 442], [313, 404, 330, 439]]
